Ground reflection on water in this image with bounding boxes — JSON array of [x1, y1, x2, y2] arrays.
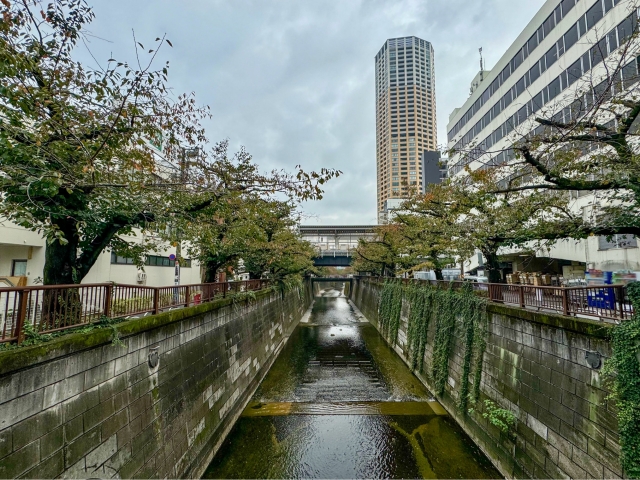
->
[[203, 295, 501, 479]]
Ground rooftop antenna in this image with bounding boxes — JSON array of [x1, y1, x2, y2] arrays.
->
[[479, 47, 484, 81]]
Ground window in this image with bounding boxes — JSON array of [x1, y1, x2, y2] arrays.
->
[[545, 45, 558, 70], [11, 260, 27, 276], [515, 77, 526, 97], [607, 29, 618, 54], [561, 0, 576, 16], [542, 13, 555, 37], [529, 61, 541, 84], [618, 15, 634, 44], [547, 76, 561, 100], [527, 31, 539, 54], [567, 59, 582, 86], [564, 23, 579, 51], [586, 1, 603, 30], [604, 0, 614, 13], [110, 253, 192, 268], [590, 37, 607, 66], [599, 235, 638, 250]]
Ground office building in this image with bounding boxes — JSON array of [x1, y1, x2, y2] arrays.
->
[[375, 36, 437, 223], [447, 0, 640, 278]]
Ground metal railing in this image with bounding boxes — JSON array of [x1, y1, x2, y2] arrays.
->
[[360, 277, 633, 322], [0, 279, 269, 344]]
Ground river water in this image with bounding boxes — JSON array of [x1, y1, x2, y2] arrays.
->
[[203, 286, 501, 479]]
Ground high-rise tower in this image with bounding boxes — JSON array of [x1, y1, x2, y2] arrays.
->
[[375, 36, 437, 223]]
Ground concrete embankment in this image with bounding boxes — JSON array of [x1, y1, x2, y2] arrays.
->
[[0, 285, 312, 478], [351, 278, 621, 479]]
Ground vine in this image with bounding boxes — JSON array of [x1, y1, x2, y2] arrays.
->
[[458, 283, 488, 412], [406, 285, 433, 371], [398, 281, 488, 409], [378, 281, 403, 344], [602, 281, 640, 478], [431, 285, 458, 396], [470, 308, 488, 405]]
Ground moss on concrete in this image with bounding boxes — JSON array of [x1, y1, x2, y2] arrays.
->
[[486, 303, 612, 338], [0, 288, 277, 376]]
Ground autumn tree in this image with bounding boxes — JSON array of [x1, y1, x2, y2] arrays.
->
[[0, 0, 338, 286]]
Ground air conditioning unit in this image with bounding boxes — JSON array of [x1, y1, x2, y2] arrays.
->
[[137, 272, 147, 284]]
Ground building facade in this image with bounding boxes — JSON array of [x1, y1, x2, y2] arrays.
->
[[420, 151, 447, 193], [446, 0, 640, 279], [375, 36, 437, 223]]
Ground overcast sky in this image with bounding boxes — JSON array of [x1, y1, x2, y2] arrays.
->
[[80, 0, 546, 225]]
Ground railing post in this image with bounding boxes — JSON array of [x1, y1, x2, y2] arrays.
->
[[519, 285, 525, 308], [617, 286, 625, 320], [104, 284, 113, 318], [185, 286, 190, 308], [223, 282, 227, 298], [153, 288, 159, 315], [562, 288, 569, 316], [15, 289, 28, 344]]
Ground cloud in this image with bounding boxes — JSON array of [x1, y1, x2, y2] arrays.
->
[[79, 0, 545, 225]]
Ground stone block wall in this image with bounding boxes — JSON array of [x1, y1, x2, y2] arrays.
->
[[351, 279, 621, 479], [0, 285, 312, 479]]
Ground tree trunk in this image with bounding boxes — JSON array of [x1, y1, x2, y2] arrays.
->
[[482, 248, 503, 283], [434, 267, 444, 281], [203, 261, 221, 284], [42, 230, 83, 328]]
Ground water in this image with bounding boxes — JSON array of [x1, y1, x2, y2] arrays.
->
[[203, 287, 501, 479]]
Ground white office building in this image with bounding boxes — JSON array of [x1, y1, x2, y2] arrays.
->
[[447, 0, 640, 280]]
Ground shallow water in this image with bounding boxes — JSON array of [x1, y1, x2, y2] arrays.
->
[[203, 287, 501, 479]]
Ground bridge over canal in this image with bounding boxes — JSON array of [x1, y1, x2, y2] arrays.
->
[[298, 225, 376, 267]]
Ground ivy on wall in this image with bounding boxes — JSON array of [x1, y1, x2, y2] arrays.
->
[[406, 285, 434, 371], [378, 282, 404, 344], [378, 280, 488, 409], [603, 281, 640, 478], [431, 285, 458, 396]]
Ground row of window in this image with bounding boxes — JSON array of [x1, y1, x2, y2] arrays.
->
[[452, 9, 638, 164], [376, 37, 431, 61], [448, 0, 617, 141], [110, 252, 192, 268]]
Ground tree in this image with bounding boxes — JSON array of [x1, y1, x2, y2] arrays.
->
[[0, 0, 338, 286], [352, 225, 407, 277]]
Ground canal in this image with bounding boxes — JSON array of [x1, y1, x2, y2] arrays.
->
[[203, 286, 501, 479]]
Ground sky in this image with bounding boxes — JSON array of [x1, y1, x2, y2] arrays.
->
[[79, 0, 546, 225]]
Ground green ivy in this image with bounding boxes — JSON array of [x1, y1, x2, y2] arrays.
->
[[378, 282, 403, 344], [386, 281, 488, 408], [458, 283, 488, 412], [603, 281, 640, 478], [406, 285, 434, 371], [431, 285, 459, 396]]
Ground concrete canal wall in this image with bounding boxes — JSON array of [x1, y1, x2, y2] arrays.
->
[[351, 278, 621, 479], [0, 285, 312, 479]]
